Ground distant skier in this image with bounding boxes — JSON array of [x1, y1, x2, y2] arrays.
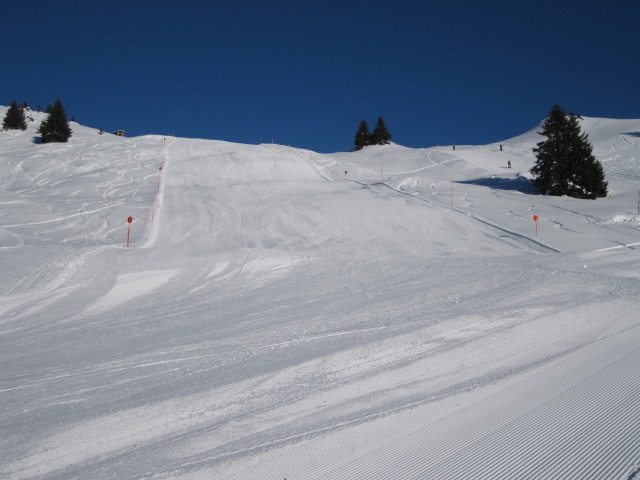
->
[[452, 145, 456, 151], [500, 144, 503, 151], [507, 160, 511, 168]]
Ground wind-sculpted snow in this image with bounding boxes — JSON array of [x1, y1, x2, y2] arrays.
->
[[2, 108, 640, 479]]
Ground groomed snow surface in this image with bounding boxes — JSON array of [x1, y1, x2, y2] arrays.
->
[[2, 108, 640, 479]]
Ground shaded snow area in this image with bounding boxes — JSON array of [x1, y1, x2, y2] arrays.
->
[[2, 107, 640, 479]]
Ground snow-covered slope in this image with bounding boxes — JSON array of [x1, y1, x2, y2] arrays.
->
[[2, 107, 640, 479]]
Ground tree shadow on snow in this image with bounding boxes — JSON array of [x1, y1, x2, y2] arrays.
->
[[457, 176, 540, 194], [623, 131, 640, 138]]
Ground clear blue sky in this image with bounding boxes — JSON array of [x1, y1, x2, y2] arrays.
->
[[3, 1, 639, 153]]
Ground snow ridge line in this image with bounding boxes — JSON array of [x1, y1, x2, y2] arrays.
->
[[306, 153, 560, 254], [140, 137, 170, 249], [596, 242, 640, 252], [305, 154, 338, 182], [363, 179, 561, 254], [461, 209, 561, 253]]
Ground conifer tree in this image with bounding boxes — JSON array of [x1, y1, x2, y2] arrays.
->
[[37, 99, 72, 143], [354, 119, 371, 151], [564, 113, 608, 199], [2, 100, 28, 130], [531, 105, 607, 199], [371, 116, 392, 145], [531, 105, 567, 195]]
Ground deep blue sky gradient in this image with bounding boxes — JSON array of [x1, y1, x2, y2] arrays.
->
[[3, 1, 639, 152]]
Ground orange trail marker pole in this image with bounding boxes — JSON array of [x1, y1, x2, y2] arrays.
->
[[127, 216, 133, 247], [533, 215, 539, 237]]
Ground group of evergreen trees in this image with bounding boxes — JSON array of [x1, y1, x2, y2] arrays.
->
[[354, 117, 392, 151], [349, 105, 607, 200], [530, 104, 607, 199], [2, 98, 72, 143], [37, 99, 72, 143], [348, 106, 606, 200]]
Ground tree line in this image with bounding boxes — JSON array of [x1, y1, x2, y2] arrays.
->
[[2, 99, 72, 143], [4, 99, 608, 199]]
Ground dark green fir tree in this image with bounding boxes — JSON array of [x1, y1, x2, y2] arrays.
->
[[37, 99, 72, 143], [531, 105, 568, 195], [530, 105, 607, 199], [563, 113, 608, 199], [371, 116, 392, 145], [2, 100, 28, 130], [354, 119, 371, 151]]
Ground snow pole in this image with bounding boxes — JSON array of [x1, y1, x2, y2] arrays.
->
[[158, 166, 163, 193], [344, 170, 348, 180], [533, 215, 539, 237], [127, 216, 133, 247], [151, 197, 156, 223]]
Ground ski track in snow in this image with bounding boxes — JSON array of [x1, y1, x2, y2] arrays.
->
[[2, 111, 640, 479]]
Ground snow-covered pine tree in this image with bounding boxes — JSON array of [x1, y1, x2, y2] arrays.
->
[[2, 100, 28, 131], [37, 99, 72, 143], [354, 119, 371, 151], [530, 105, 607, 199]]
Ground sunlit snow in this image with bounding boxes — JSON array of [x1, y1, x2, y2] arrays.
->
[[2, 107, 640, 479]]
